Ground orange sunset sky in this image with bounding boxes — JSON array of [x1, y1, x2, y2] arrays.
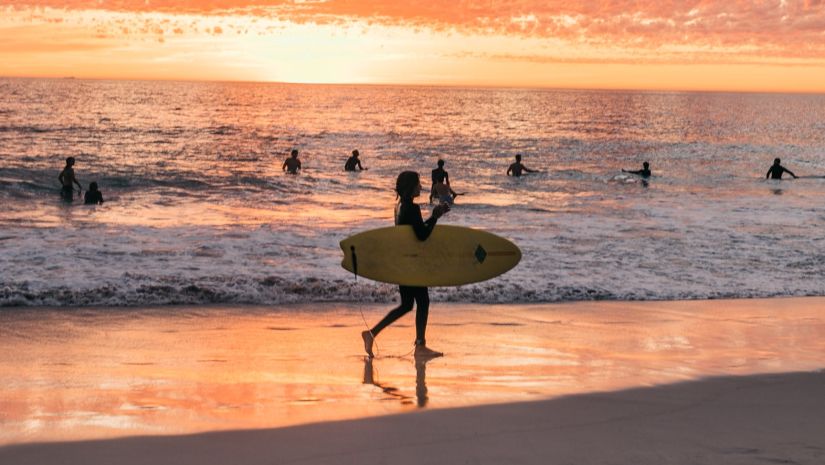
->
[[1, 1, 824, 92]]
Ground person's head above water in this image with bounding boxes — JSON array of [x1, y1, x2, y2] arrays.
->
[[65, 157, 75, 166], [291, 149, 299, 158], [515, 154, 522, 162], [352, 149, 359, 157], [89, 182, 99, 191], [437, 159, 445, 168], [643, 161, 650, 168], [774, 158, 781, 165], [395, 171, 421, 199]]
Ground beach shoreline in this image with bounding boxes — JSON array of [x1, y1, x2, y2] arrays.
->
[[1, 296, 823, 449]]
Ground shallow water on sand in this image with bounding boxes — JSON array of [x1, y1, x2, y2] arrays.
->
[[1, 298, 822, 445], [2, 79, 825, 306]]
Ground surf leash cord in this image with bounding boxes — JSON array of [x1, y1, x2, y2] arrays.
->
[[351, 245, 381, 358]]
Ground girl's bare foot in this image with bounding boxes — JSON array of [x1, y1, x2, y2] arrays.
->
[[361, 330, 375, 358], [414, 344, 443, 360]]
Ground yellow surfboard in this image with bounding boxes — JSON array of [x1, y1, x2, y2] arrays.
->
[[340, 225, 521, 287]]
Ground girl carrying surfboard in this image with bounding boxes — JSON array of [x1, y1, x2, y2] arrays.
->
[[361, 171, 450, 360]]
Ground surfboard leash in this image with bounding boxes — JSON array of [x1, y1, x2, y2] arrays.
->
[[352, 245, 382, 358], [350, 245, 421, 360], [350, 246, 358, 280]]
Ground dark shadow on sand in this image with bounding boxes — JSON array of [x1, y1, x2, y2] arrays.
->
[[1, 371, 822, 465]]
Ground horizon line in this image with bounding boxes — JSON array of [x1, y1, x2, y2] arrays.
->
[[2, 74, 824, 97]]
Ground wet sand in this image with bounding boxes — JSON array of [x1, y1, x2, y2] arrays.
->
[[1, 371, 823, 465], [0, 297, 823, 462]]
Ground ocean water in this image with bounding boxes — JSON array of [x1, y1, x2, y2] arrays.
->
[[1, 77, 825, 307]]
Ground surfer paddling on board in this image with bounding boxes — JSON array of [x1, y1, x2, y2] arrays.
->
[[766, 158, 797, 179], [58, 156, 82, 201], [282, 149, 302, 175], [362, 171, 450, 360], [622, 161, 651, 178], [506, 154, 539, 177]]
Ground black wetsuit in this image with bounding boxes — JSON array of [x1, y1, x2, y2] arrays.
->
[[369, 198, 438, 344], [432, 168, 448, 185], [84, 190, 104, 205], [767, 165, 795, 179], [344, 156, 363, 171]]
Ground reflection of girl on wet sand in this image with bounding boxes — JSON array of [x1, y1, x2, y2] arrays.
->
[[362, 358, 429, 408]]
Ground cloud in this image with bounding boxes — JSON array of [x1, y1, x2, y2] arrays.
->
[[3, 1, 825, 59], [457, 50, 825, 67]]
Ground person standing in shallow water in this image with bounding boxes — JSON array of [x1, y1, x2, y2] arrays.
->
[[282, 149, 302, 174], [58, 156, 82, 201], [362, 171, 450, 360], [344, 149, 367, 171], [84, 182, 104, 205], [506, 154, 538, 177], [430, 159, 450, 203], [766, 158, 797, 179]]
